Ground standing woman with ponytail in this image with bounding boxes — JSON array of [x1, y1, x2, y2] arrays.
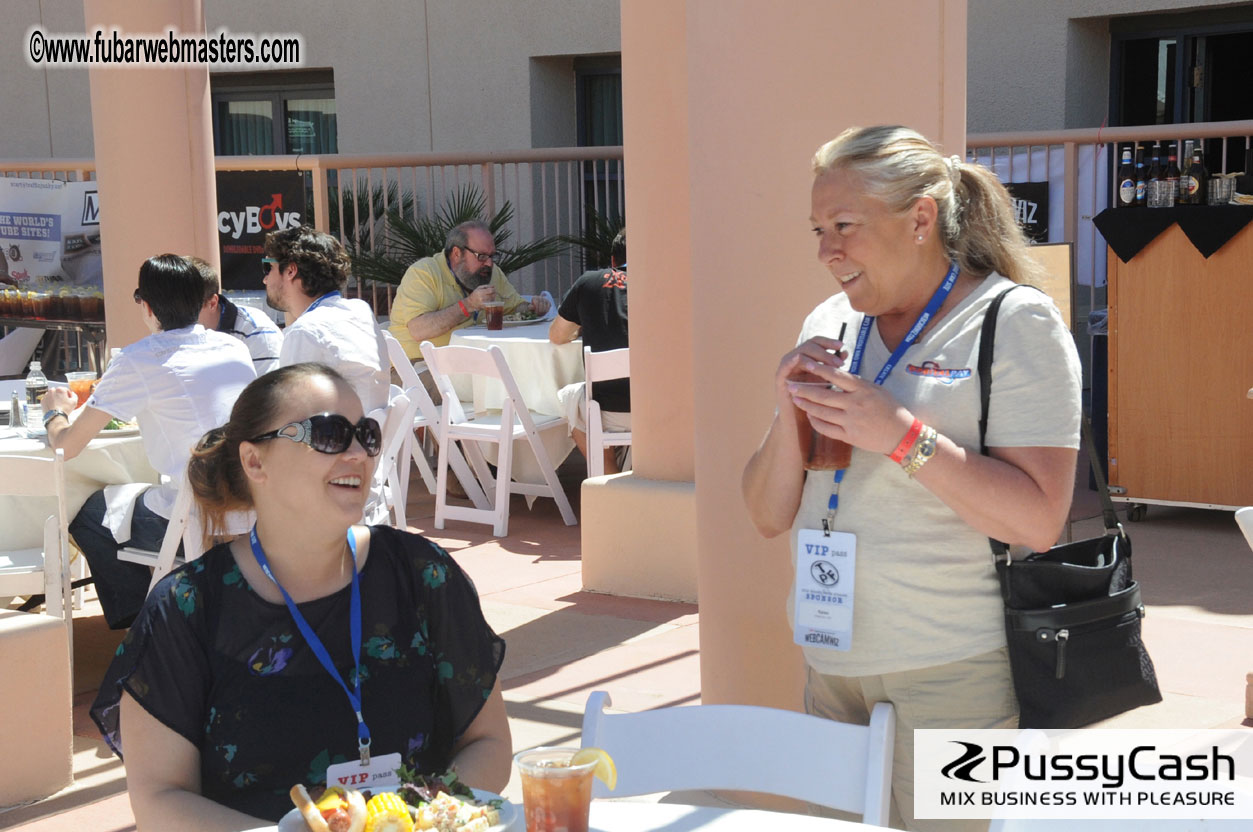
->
[[90, 363, 511, 830], [742, 126, 1081, 831]]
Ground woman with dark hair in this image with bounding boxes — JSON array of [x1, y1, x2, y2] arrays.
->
[[742, 126, 1081, 831], [90, 363, 511, 828]]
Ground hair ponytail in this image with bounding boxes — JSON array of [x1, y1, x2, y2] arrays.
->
[[949, 163, 1045, 285], [188, 425, 253, 542]]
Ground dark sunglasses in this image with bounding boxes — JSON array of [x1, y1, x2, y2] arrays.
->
[[261, 256, 279, 278], [248, 413, 382, 457]]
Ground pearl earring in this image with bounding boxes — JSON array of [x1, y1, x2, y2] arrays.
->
[[916, 235, 924, 242]]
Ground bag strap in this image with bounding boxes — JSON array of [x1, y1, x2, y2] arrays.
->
[[977, 284, 1122, 558]]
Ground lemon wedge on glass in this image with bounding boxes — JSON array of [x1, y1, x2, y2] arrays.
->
[[571, 746, 617, 790]]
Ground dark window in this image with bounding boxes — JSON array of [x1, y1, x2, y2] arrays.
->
[[212, 70, 337, 156], [575, 59, 624, 239], [1112, 11, 1253, 171]]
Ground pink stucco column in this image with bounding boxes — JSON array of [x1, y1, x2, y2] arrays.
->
[[618, 0, 967, 710], [83, 0, 218, 350]]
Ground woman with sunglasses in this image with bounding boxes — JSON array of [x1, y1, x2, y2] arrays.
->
[[90, 363, 511, 828]]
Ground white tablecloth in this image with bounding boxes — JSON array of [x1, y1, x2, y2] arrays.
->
[[587, 801, 872, 830], [448, 323, 584, 484], [0, 427, 159, 549]]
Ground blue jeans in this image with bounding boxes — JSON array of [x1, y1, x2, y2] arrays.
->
[[70, 490, 171, 630]]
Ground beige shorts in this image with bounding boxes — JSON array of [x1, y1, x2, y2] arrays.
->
[[556, 381, 631, 437], [804, 648, 1018, 832]]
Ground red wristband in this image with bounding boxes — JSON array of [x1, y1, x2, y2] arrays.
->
[[889, 418, 924, 463], [457, 299, 470, 317]]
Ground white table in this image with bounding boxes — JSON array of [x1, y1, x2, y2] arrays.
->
[[448, 322, 584, 485], [587, 800, 871, 830], [0, 426, 159, 549]]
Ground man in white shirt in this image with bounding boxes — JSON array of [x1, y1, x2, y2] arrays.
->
[[264, 226, 390, 414], [42, 254, 256, 629], [186, 256, 284, 375]]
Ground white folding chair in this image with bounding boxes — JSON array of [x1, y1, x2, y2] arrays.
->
[[381, 331, 489, 512], [420, 340, 577, 537], [582, 346, 631, 478], [368, 387, 419, 528], [117, 473, 205, 593], [0, 450, 72, 625], [581, 690, 895, 826]]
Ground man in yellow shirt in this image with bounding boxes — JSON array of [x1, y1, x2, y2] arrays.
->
[[389, 220, 550, 360]]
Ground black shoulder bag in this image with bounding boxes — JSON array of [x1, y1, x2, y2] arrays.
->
[[978, 285, 1162, 728]]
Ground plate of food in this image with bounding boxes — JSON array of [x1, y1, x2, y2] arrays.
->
[[100, 417, 140, 436], [280, 769, 518, 832]]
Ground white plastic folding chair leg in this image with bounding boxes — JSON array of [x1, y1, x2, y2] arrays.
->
[[370, 388, 420, 528]]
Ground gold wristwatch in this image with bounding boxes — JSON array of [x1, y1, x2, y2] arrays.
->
[[902, 425, 938, 477]]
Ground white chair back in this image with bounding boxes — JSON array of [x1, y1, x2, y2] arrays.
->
[[117, 470, 206, 593], [381, 331, 489, 511], [582, 346, 631, 478], [420, 340, 576, 536], [0, 450, 71, 622], [581, 690, 894, 825], [368, 387, 419, 528]]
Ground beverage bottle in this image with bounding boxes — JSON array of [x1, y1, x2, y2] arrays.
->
[[1178, 141, 1194, 204], [1116, 148, 1136, 208], [1134, 148, 1147, 207], [1147, 144, 1163, 207], [1181, 146, 1206, 204], [1191, 147, 1208, 204], [1163, 151, 1180, 207], [25, 359, 48, 425]]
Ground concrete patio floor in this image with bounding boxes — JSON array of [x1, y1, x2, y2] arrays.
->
[[3, 453, 1250, 831]]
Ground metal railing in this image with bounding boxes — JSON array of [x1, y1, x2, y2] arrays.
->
[[215, 148, 625, 313], [966, 119, 1253, 308]]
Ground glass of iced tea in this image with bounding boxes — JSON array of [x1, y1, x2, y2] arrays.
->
[[514, 746, 598, 832], [790, 370, 853, 470], [66, 371, 97, 409], [483, 300, 505, 331]]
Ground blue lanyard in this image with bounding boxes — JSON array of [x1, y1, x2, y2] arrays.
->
[[249, 525, 371, 763], [823, 262, 960, 527], [305, 290, 341, 313], [847, 261, 960, 383]]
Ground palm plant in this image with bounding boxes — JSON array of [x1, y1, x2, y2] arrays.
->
[[346, 184, 568, 286], [559, 207, 626, 272]]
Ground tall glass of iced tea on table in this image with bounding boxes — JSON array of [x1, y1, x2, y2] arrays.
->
[[66, 371, 97, 409], [514, 747, 603, 832]]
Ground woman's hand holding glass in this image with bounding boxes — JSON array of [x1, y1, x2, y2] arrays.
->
[[786, 358, 915, 457], [774, 335, 847, 421]]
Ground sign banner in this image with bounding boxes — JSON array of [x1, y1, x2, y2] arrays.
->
[[915, 729, 1253, 820], [0, 178, 102, 290], [1005, 181, 1049, 243], [215, 170, 306, 290]]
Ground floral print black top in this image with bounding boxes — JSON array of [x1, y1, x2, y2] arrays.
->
[[90, 526, 505, 822]]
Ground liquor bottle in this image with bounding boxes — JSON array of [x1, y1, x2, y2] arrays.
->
[[1134, 147, 1147, 207], [1178, 141, 1195, 204], [25, 359, 47, 425], [1147, 144, 1163, 207], [1163, 151, 1180, 208], [1117, 148, 1136, 208], [1188, 146, 1208, 204]]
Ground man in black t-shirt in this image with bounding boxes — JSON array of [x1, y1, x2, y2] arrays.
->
[[550, 228, 630, 474]]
